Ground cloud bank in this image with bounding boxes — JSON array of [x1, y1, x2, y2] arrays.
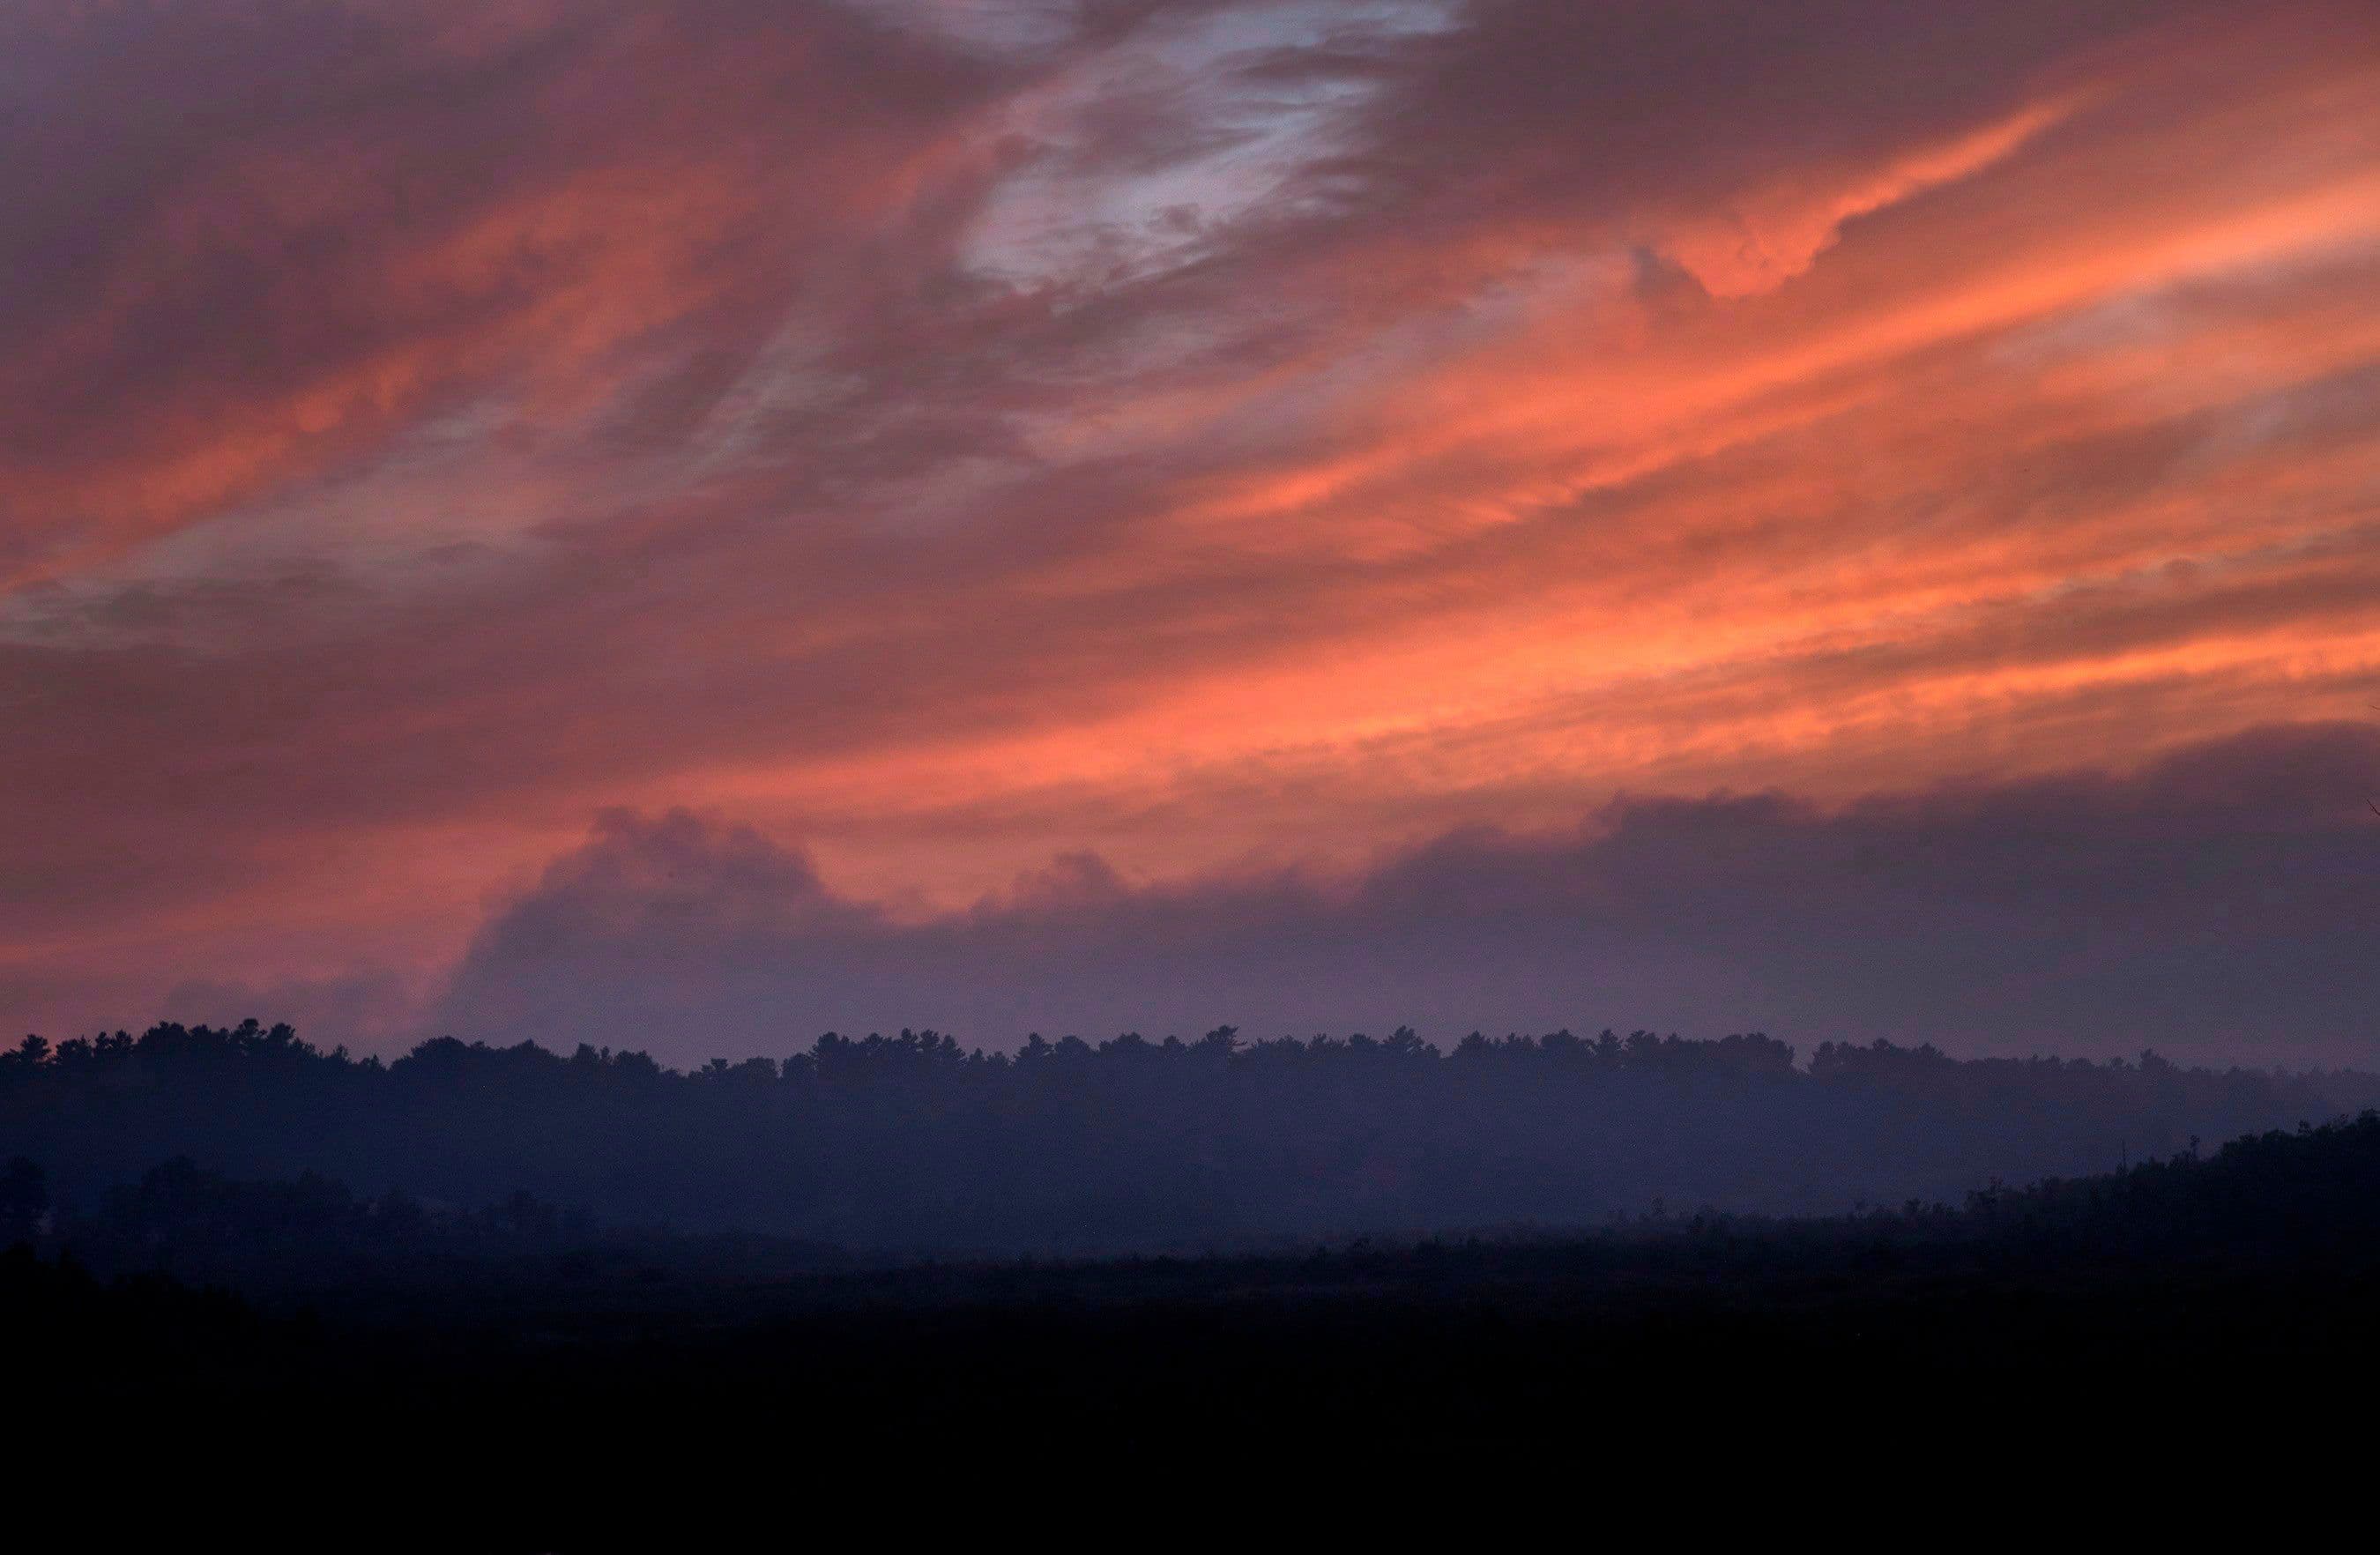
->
[[435, 723, 2380, 1067]]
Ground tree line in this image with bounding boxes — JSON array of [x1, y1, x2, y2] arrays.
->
[[5, 1019, 2374, 1253]]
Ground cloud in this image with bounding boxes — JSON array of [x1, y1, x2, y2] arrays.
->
[[1655, 96, 2079, 297], [433, 722, 2380, 1067], [0, 0, 1022, 580], [4, 2, 2378, 1047], [160, 967, 422, 1052]]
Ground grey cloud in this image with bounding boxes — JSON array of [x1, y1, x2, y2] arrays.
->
[[160, 967, 421, 1052], [434, 721, 2380, 1068]]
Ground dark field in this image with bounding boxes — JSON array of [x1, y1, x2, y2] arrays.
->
[[14, 1113, 2380, 1494], [11, 1024, 2376, 1537]]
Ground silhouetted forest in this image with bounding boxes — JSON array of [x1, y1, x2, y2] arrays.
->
[[7, 1018, 2376, 1253], [11, 1112, 2380, 1509]]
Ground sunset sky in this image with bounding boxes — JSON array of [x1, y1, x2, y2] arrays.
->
[[7, 0, 2379, 1063]]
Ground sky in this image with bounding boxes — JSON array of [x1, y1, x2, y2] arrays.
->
[[5, 0, 2378, 1066]]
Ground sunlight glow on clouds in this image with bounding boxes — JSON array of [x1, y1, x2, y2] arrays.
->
[[3, 0, 2376, 1056]]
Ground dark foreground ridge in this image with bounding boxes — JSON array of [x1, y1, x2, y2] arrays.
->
[[7, 1020, 2377, 1252], [10, 1112, 2380, 1500]]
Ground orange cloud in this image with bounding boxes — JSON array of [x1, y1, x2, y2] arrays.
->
[[4, 0, 2378, 1046], [1658, 96, 2082, 298]]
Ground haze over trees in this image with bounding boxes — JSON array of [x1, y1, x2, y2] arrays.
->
[[7, 1019, 2373, 1254], [13, 1108, 2380, 1483]]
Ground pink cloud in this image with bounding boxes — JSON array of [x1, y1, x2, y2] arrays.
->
[[4, 1, 2377, 1053]]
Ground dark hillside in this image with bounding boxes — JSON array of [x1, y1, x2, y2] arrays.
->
[[11, 1114, 2380, 1499]]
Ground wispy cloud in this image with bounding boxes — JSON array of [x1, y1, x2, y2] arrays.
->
[[4, 1, 2377, 1050]]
